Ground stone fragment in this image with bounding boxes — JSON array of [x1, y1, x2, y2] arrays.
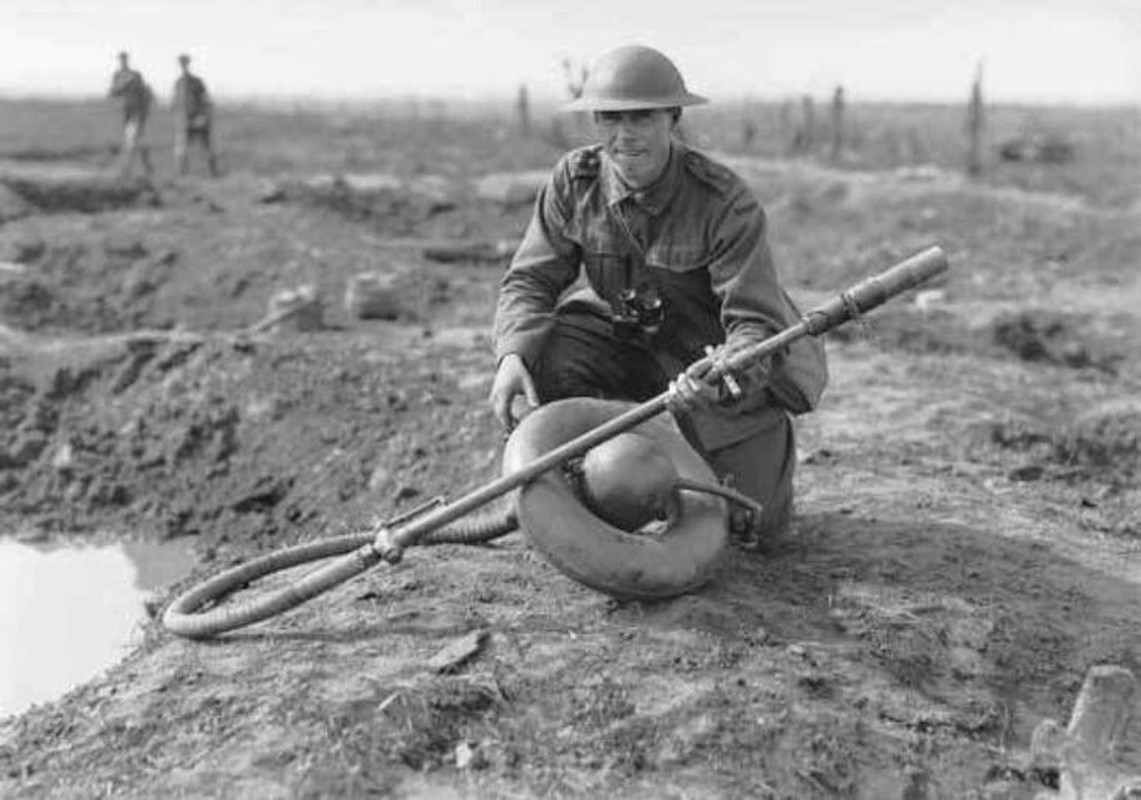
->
[[1030, 665, 1140, 800], [427, 630, 488, 674], [344, 272, 402, 320], [264, 284, 323, 332], [472, 170, 548, 206]]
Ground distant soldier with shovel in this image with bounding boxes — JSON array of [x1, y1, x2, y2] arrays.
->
[[490, 45, 828, 542], [107, 51, 154, 180], [171, 54, 220, 177]]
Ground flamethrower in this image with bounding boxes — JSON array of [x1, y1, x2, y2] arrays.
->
[[164, 245, 948, 639]]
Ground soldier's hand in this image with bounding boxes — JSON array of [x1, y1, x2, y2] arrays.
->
[[489, 354, 540, 431], [667, 345, 742, 414], [667, 368, 719, 414]]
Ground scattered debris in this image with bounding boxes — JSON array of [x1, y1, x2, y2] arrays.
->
[[999, 134, 1076, 165], [254, 180, 287, 204], [406, 175, 461, 210], [264, 284, 323, 333], [426, 630, 488, 674], [311, 172, 402, 194], [472, 170, 547, 206], [454, 741, 487, 770], [422, 239, 517, 265], [50, 441, 75, 472], [913, 288, 946, 312], [344, 272, 403, 320]]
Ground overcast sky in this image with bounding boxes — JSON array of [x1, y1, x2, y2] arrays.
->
[[2, 0, 1138, 104]]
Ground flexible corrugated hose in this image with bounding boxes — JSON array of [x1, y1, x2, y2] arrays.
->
[[162, 504, 517, 639]]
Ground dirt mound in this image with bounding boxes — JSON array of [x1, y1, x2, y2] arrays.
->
[[0, 162, 156, 214], [992, 310, 1123, 374], [1062, 399, 1141, 477], [0, 327, 500, 549], [987, 399, 1141, 490], [0, 237, 181, 334], [277, 174, 461, 238], [0, 183, 32, 223]]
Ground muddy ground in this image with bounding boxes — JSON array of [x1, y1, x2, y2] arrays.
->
[[1, 101, 1140, 799]]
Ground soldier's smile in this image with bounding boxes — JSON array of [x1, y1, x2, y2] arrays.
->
[[612, 147, 648, 162]]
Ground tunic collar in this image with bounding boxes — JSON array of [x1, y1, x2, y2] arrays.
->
[[600, 143, 684, 217]]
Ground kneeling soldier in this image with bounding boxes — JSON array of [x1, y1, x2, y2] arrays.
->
[[489, 45, 828, 540]]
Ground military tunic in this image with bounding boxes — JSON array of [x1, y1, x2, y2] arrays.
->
[[172, 73, 212, 129], [109, 67, 151, 123]]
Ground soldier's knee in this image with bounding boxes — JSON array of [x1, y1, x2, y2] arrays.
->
[[532, 361, 605, 404]]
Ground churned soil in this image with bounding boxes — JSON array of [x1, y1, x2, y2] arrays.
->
[[1, 103, 1140, 799]]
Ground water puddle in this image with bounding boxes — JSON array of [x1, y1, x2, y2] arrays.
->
[[0, 537, 196, 719]]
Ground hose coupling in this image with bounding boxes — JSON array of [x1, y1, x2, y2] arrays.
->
[[371, 527, 405, 564]]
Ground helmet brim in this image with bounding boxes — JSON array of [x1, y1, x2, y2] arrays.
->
[[561, 92, 709, 113]]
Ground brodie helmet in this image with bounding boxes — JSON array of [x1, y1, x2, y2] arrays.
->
[[563, 45, 708, 112]]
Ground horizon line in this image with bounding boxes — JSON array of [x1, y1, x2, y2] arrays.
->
[[1, 87, 1138, 111]]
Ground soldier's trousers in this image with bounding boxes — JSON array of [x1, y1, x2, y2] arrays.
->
[[530, 304, 796, 537], [174, 124, 218, 176], [119, 116, 153, 179]]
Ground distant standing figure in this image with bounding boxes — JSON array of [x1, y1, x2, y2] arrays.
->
[[108, 51, 154, 179], [172, 54, 219, 177], [515, 83, 531, 138]]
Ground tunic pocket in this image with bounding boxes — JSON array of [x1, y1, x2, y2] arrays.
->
[[645, 243, 707, 274], [640, 258, 722, 363], [645, 261, 715, 307]]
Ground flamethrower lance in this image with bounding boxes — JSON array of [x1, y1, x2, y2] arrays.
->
[[163, 245, 949, 639]]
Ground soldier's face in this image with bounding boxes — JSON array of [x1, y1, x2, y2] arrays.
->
[[595, 109, 676, 189]]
